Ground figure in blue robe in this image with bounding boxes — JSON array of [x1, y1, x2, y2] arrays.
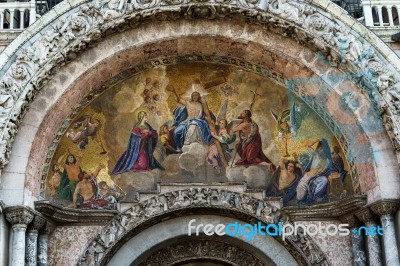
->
[[296, 138, 335, 205], [170, 91, 214, 150], [112, 111, 164, 175]]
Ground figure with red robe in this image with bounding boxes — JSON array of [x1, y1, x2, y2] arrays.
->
[[232, 110, 275, 171]]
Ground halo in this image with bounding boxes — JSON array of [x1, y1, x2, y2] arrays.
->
[[182, 83, 209, 99]]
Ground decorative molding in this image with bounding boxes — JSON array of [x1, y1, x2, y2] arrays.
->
[[4, 206, 35, 226], [138, 239, 266, 266], [77, 189, 328, 266], [283, 195, 367, 221], [0, 0, 399, 175], [355, 208, 377, 225], [340, 214, 362, 229], [34, 200, 119, 225], [369, 199, 400, 217]]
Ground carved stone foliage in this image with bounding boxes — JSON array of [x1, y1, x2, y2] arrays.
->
[[78, 189, 327, 266], [0, 0, 400, 173], [5, 207, 34, 226], [138, 239, 264, 266], [369, 199, 400, 217], [28, 215, 46, 232]]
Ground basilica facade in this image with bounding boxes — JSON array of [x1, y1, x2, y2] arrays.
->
[[0, 0, 400, 265]]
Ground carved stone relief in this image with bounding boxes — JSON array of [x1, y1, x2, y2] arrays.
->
[[78, 189, 328, 266]]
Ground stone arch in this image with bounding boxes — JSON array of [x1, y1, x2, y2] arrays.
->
[[78, 189, 327, 265], [0, 0, 399, 206]]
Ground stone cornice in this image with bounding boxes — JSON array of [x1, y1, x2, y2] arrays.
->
[[369, 199, 400, 217], [282, 195, 367, 221], [34, 201, 119, 225]]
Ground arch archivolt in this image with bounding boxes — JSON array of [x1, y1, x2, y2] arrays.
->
[[78, 189, 327, 266], [0, 0, 398, 203]]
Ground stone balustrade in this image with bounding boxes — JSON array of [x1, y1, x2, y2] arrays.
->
[[0, 0, 36, 31]]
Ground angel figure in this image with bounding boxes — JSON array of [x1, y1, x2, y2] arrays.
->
[[206, 119, 236, 172]]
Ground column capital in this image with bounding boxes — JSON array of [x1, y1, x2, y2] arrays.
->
[[28, 214, 46, 233], [5, 206, 34, 227], [355, 208, 377, 224], [340, 214, 362, 228], [40, 221, 56, 235], [369, 199, 400, 217]]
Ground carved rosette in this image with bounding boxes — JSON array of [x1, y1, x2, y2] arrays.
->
[[78, 189, 328, 266], [5, 206, 34, 228], [370, 199, 400, 218], [0, 0, 399, 173]]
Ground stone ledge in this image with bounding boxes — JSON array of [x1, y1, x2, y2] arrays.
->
[[34, 200, 119, 225], [282, 195, 367, 221]]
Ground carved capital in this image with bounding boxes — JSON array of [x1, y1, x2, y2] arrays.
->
[[355, 208, 376, 225], [40, 221, 56, 235], [5, 206, 34, 227], [340, 214, 361, 228], [369, 199, 400, 217], [28, 214, 46, 233]]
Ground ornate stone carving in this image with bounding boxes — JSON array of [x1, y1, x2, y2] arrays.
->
[[0, 0, 400, 173], [41, 221, 56, 235], [369, 199, 400, 217], [78, 189, 328, 266], [340, 214, 360, 229], [284, 221, 328, 265], [355, 208, 376, 225], [5, 206, 34, 226], [138, 239, 264, 265], [28, 215, 46, 232]]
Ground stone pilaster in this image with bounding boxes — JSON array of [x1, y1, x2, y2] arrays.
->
[[370, 200, 400, 266], [38, 221, 55, 266], [5, 206, 34, 266], [26, 214, 46, 266], [341, 214, 367, 266]]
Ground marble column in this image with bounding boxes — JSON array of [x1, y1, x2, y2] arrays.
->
[[341, 214, 367, 266], [25, 215, 46, 266], [38, 221, 55, 266], [356, 208, 382, 266], [370, 200, 400, 266], [5, 206, 34, 266]]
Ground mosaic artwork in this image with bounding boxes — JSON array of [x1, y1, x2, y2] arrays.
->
[[45, 62, 356, 209]]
